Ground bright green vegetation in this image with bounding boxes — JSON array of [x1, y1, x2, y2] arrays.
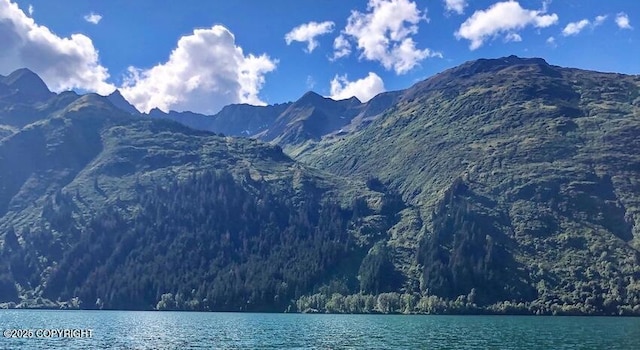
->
[[297, 56, 640, 315], [1, 56, 640, 315]]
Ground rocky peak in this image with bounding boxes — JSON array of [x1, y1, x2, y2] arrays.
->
[[2, 68, 54, 102]]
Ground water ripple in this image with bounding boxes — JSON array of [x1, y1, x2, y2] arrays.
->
[[1, 311, 639, 349]]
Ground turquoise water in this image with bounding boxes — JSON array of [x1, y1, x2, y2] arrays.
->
[[1, 310, 640, 349]]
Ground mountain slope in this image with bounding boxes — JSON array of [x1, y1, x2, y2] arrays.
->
[[0, 69, 89, 131], [0, 91, 402, 311], [260, 92, 362, 144], [1, 59, 640, 315], [1, 68, 54, 103], [145, 90, 399, 149], [298, 56, 640, 314], [209, 102, 292, 136], [106, 90, 139, 115]]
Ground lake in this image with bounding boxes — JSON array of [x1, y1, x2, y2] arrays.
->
[[1, 310, 639, 349]]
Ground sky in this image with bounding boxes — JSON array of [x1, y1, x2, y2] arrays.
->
[[1, 0, 638, 115]]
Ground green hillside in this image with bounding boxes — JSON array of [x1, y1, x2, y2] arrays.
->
[[1, 57, 640, 315], [298, 56, 640, 315], [0, 92, 400, 311]]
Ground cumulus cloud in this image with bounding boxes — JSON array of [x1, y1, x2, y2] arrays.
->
[[505, 32, 522, 42], [562, 19, 590, 36], [27, 4, 32, 15], [444, 0, 467, 15], [455, 1, 559, 50], [329, 72, 385, 102], [546, 36, 556, 47], [0, 0, 114, 94], [285, 21, 334, 53], [616, 12, 632, 30], [562, 15, 610, 37], [84, 12, 102, 25], [332, 35, 352, 60], [120, 25, 277, 114], [336, 0, 440, 74], [594, 15, 607, 27], [1, 1, 277, 115]]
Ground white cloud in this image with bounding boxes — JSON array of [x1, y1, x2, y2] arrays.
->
[[546, 36, 556, 47], [505, 32, 522, 42], [120, 25, 277, 114], [332, 35, 352, 60], [238, 54, 277, 106], [1, 1, 277, 115], [616, 12, 632, 30], [455, 1, 559, 50], [27, 4, 32, 15], [329, 72, 385, 103], [83, 12, 102, 25], [562, 19, 590, 36], [594, 15, 607, 27], [444, 0, 467, 15], [0, 0, 114, 94], [337, 0, 440, 74], [285, 21, 334, 53], [563, 15, 610, 37], [306, 75, 316, 90]]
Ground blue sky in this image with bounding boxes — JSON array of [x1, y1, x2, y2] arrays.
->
[[1, 0, 638, 114]]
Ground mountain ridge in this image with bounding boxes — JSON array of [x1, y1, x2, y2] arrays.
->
[[297, 55, 640, 314], [1, 68, 54, 103], [106, 89, 140, 115], [1, 57, 639, 314], [0, 90, 399, 311], [143, 88, 399, 148]]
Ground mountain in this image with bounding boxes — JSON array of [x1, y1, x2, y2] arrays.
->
[[106, 90, 139, 115], [0, 68, 57, 128], [298, 55, 640, 314], [260, 91, 362, 144], [145, 90, 400, 149], [210, 102, 292, 136], [0, 79, 402, 312], [147, 102, 292, 137], [1, 58, 639, 315], [1, 68, 54, 103], [148, 108, 212, 130]]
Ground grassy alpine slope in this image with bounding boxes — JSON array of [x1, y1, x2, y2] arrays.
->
[[298, 56, 640, 315]]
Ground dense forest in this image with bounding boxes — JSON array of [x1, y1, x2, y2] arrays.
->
[[3, 171, 639, 315], [1, 170, 403, 311]]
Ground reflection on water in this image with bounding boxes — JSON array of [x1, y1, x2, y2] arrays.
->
[[1, 310, 640, 349]]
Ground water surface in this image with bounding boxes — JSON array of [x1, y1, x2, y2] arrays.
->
[[2, 310, 639, 349]]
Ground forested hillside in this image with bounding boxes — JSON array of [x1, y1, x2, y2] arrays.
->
[[297, 56, 640, 315], [0, 83, 402, 312], [1, 56, 640, 315]]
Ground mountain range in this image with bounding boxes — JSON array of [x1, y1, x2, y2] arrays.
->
[[113, 82, 403, 151], [1, 56, 639, 315]]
